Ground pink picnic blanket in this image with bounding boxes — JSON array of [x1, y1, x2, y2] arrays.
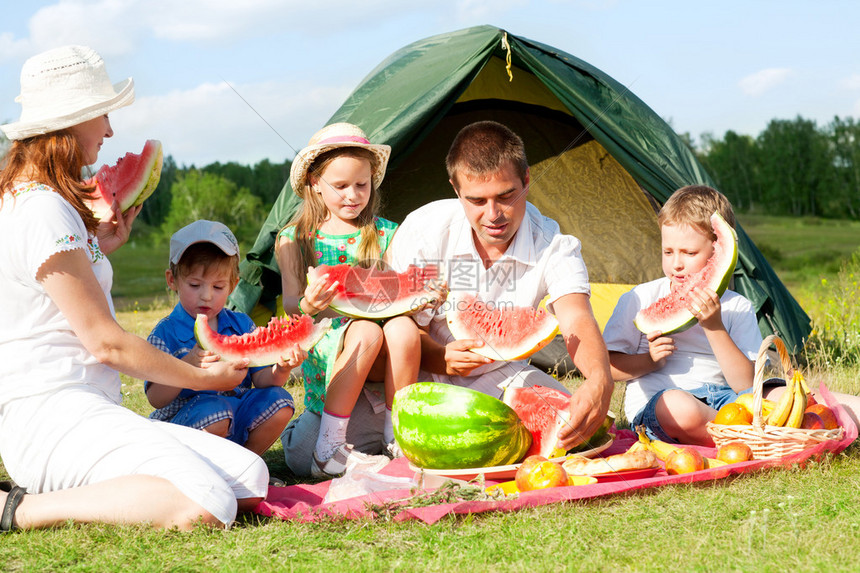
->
[[256, 383, 857, 524]]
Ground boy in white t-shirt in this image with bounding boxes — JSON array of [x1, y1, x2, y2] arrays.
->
[[603, 185, 761, 446]]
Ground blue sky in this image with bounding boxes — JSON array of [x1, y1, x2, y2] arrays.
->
[[3, 1, 859, 169]]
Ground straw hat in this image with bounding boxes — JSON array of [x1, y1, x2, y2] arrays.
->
[[1, 45, 134, 140], [289, 123, 391, 197]]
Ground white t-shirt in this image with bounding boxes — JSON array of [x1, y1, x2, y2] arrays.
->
[[602, 277, 762, 423], [387, 198, 590, 378], [0, 183, 120, 404]]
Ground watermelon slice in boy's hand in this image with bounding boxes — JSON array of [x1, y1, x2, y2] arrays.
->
[[87, 139, 163, 221]]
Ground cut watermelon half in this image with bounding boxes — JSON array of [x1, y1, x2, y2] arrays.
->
[[87, 139, 163, 221], [307, 263, 439, 319], [503, 385, 616, 457], [446, 294, 559, 361], [194, 314, 331, 367], [634, 212, 739, 335]]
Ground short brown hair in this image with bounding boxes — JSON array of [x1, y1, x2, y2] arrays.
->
[[170, 242, 239, 284], [446, 121, 528, 190], [658, 185, 736, 241]]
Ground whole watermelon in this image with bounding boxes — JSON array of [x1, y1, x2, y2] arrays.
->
[[392, 382, 532, 469]]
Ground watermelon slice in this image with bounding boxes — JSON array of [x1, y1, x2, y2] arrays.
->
[[634, 212, 739, 335], [194, 314, 331, 367], [307, 263, 439, 319], [446, 294, 559, 361], [503, 385, 616, 457], [87, 139, 163, 221]]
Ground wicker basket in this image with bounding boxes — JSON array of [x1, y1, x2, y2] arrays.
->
[[705, 334, 844, 459]]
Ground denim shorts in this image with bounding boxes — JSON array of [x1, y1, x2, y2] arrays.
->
[[631, 378, 785, 443], [170, 386, 294, 446]]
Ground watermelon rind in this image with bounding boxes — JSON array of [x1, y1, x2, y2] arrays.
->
[[392, 382, 532, 469], [194, 314, 331, 367], [633, 212, 739, 335], [307, 263, 438, 320], [446, 294, 560, 361], [88, 139, 164, 221]]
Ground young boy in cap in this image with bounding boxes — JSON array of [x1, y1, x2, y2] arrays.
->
[[146, 220, 303, 456]]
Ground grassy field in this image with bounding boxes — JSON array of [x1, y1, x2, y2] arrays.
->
[[2, 214, 860, 571]]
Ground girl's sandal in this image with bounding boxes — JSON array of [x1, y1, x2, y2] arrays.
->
[[1, 481, 26, 532]]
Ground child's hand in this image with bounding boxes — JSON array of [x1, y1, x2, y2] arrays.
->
[[183, 345, 220, 368], [646, 331, 675, 366], [302, 267, 339, 315], [687, 286, 722, 329], [275, 345, 307, 373]]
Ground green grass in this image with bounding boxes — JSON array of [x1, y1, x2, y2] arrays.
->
[[737, 213, 860, 291], [3, 217, 860, 571]]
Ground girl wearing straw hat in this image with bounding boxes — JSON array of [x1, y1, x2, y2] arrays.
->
[[276, 123, 428, 478], [0, 46, 268, 532]]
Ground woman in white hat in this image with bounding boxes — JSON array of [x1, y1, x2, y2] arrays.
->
[[0, 46, 268, 532]]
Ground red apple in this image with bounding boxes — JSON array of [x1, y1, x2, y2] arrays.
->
[[516, 457, 568, 491], [665, 447, 705, 475], [515, 455, 548, 491], [800, 411, 825, 430], [805, 404, 839, 430]]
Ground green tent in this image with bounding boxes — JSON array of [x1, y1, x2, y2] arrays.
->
[[230, 25, 811, 356]]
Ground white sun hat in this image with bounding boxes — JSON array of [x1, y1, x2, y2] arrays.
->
[[289, 122, 391, 197], [1, 45, 134, 141]]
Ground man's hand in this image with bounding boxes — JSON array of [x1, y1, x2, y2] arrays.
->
[[444, 339, 492, 376], [557, 378, 614, 450]]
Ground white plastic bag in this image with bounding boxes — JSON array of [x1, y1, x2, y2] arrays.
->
[[324, 470, 418, 504]]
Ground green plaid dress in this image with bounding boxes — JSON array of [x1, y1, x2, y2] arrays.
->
[[278, 217, 398, 414]]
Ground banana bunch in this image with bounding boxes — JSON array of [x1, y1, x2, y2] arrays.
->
[[765, 371, 810, 428], [630, 427, 727, 468]]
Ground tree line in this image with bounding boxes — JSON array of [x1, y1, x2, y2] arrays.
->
[[2, 113, 858, 245], [696, 115, 860, 219]]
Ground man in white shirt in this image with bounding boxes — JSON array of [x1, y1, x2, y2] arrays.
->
[[387, 121, 613, 449]]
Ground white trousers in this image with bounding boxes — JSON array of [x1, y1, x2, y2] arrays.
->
[[0, 384, 268, 526]]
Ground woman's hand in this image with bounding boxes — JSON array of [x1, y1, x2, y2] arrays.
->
[[97, 202, 141, 255]]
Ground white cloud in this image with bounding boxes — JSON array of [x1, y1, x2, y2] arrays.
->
[[99, 79, 350, 167], [841, 73, 860, 91], [454, 0, 527, 21], [0, 32, 32, 63], [738, 68, 792, 97]]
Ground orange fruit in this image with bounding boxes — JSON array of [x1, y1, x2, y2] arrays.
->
[[716, 441, 753, 464], [665, 447, 705, 475], [805, 404, 839, 430], [713, 402, 753, 425]]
